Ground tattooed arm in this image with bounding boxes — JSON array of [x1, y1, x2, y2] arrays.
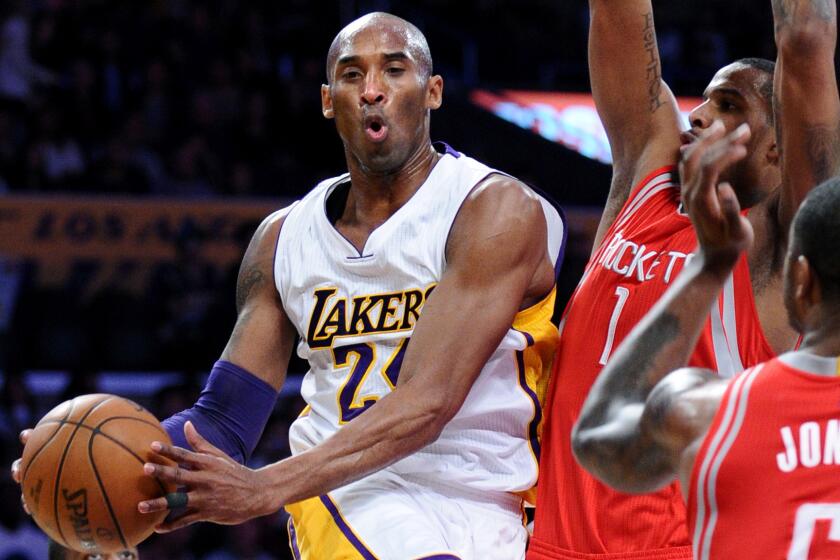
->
[[219, 210, 296, 388], [588, 0, 684, 252], [771, 0, 840, 234], [573, 123, 753, 492]]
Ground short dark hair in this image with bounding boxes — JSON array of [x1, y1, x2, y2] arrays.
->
[[734, 57, 775, 124], [792, 177, 840, 301]]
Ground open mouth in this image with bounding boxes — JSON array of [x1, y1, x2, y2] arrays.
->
[[364, 115, 389, 142]]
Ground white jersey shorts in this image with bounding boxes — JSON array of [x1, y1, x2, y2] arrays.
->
[[286, 468, 528, 560]]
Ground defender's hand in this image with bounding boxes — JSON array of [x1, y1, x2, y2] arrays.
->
[[679, 121, 754, 274], [11, 429, 33, 515], [138, 421, 276, 532]]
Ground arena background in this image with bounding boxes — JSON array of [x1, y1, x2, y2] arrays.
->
[[0, 0, 824, 557]]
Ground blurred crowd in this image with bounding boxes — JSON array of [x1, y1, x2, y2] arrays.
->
[[0, 0, 780, 558], [0, 0, 776, 196]]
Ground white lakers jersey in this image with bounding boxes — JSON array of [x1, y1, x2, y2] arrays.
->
[[274, 147, 566, 500]]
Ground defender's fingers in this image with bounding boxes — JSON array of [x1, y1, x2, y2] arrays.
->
[[683, 121, 726, 174], [19, 429, 32, 446], [717, 182, 744, 227], [20, 493, 30, 515]]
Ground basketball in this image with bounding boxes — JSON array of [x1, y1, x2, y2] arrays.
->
[[18, 394, 176, 554]]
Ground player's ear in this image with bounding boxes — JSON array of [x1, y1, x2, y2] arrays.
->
[[321, 84, 335, 119], [766, 139, 779, 166], [426, 75, 443, 110], [794, 255, 817, 309]]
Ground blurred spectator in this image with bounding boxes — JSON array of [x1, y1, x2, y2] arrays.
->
[[0, 476, 49, 560], [0, 0, 56, 109], [0, 371, 36, 442]]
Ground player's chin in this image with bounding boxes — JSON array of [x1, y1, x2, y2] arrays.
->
[[359, 148, 404, 175]]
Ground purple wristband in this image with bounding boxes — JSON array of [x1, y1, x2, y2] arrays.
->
[[161, 360, 279, 464]]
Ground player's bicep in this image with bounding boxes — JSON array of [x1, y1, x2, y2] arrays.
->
[[220, 211, 296, 390], [395, 179, 548, 416]]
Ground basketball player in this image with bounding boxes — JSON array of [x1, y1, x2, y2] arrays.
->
[[48, 539, 138, 560], [528, 0, 840, 558], [10, 12, 565, 559], [574, 118, 840, 559]]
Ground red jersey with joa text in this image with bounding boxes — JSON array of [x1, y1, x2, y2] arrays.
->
[[528, 166, 776, 560], [689, 355, 840, 559]]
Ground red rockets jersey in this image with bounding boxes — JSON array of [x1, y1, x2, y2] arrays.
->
[[688, 354, 840, 559], [529, 166, 776, 559]]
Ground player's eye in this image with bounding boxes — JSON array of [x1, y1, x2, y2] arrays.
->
[[341, 69, 362, 80], [85, 555, 104, 560], [386, 66, 406, 75], [118, 553, 137, 559]]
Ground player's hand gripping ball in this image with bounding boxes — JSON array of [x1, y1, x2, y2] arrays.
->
[[18, 394, 176, 554]]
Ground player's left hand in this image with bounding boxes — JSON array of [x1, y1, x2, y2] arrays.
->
[[138, 421, 276, 531]]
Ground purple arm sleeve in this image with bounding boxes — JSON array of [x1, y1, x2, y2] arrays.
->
[[161, 360, 279, 464]]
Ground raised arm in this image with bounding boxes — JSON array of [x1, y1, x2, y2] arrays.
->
[[140, 176, 555, 529], [771, 0, 840, 232], [573, 122, 752, 492], [589, 0, 684, 250]]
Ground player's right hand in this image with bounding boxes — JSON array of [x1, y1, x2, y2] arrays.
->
[[679, 120, 754, 275], [11, 429, 33, 515]]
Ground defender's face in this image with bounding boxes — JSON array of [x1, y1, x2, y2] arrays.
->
[[322, 23, 441, 174], [682, 63, 777, 207]]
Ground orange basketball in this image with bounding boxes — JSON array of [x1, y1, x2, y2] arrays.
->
[[19, 393, 176, 553]]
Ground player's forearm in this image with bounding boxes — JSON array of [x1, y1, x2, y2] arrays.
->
[[258, 383, 448, 508], [773, 0, 836, 54], [772, 0, 840, 227]]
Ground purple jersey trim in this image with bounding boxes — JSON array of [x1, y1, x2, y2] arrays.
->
[[433, 141, 461, 158], [525, 183, 567, 281], [513, 328, 535, 347], [516, 350, 542, 461], [287, 517, 302, 560], [319, 495, 378, 560]]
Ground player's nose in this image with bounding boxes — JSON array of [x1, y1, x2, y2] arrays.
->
[[688, 102, 712, 130], [360, 74, 386, 105]]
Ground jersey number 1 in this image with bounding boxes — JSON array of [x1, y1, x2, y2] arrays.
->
[[599, 286, 630, 365]]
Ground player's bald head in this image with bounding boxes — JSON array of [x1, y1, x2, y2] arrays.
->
[[325, 12, 433, 84]]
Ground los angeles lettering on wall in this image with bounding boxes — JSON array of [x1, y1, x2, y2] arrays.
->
[[0, 195, 284, 265]]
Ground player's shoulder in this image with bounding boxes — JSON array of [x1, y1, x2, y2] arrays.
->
[[249, 203, 300, 257], [466, 173, 545, 218]]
